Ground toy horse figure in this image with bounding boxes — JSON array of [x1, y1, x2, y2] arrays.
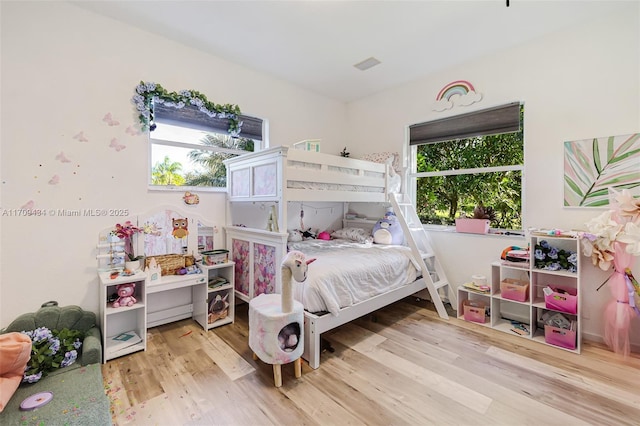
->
[[280, 250, 316, 313]]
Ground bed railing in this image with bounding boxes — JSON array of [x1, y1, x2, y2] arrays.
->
[[224, 145, 392, 203]]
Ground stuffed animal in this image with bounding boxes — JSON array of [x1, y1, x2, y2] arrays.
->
[[112, 283, 137, 308], [301, 228, 316, 240], [288, 229, 303, 242], [288, 228, 317, 241], [372, 215, 404, 245], [317, 231, 331, 240]]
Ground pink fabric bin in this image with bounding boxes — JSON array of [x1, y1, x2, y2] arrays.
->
[[544, 325, 576, 350], [455, 218, 489, 234], [500, 278, 529, 302], [544, 286, 577, 314], [462, 300, 486, 323]]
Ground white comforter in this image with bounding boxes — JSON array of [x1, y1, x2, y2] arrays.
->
[[287, 239, 419, 315]]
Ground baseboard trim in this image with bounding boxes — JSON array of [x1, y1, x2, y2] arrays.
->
[[583, 331, 640, 353]]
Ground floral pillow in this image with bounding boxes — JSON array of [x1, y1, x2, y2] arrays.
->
[[331, 227, 373, 244], [361, 152, 400, 175]]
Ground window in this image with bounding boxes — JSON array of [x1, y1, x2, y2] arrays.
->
[[408, 102, 524, 230], [149, 103, 265, 189]]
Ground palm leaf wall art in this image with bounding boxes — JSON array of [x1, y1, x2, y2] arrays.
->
[[564, 133, 640, 207]]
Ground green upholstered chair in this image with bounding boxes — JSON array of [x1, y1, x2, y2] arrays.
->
[[2, 301, 102, 366]]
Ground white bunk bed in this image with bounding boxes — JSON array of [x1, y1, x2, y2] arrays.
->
[[224, 145, 443, 369]]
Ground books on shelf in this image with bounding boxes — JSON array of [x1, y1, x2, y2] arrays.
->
[[208, 277, 228, 289], [107, 330, 142, 352], [463, 282, 490, 294]]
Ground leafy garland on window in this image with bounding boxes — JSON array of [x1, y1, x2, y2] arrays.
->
[[132, 81, 243, 136]]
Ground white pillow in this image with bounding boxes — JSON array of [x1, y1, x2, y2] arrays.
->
[[330, 227, 373, 243]]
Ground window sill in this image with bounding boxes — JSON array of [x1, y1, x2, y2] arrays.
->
[[423, 224, 525, 238], [147, 185, 227, 193]]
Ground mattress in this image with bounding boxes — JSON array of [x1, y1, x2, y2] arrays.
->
[[287, 239, 419, 315]]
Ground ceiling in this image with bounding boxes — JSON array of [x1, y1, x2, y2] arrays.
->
[[72, 1, 625, 102]]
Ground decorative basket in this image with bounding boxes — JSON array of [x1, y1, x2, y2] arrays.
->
[[201, 249, 229, 265], [145, 254, 195, 275]]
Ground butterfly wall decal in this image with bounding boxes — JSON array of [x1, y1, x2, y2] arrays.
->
[[125, 125, 141, 136], [55, 152, 71, 163], [103, 113, 120, 126], [109, 138, 126, 152], [49, 175, 60, 185], [73, 131, 88, 142], [21, 200, 35, 210]]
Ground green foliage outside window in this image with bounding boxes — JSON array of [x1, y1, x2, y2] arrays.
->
[[415, 130, 523, 229], [152, 156, 185, 186], [151, 134, 254, 187]]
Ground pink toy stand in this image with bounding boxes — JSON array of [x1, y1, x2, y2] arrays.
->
[[20, 391, 53, 411], [249, 294, 304, 387]]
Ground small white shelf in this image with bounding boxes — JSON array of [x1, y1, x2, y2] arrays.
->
[[208, 283, 233, 293], [531, 268, 578, 278], [98, 270, 147, 285], [492, 318, 530, 337], [146, 273, 206, 294], [198, 261, 235, 330], [492, 292, 529, 305], [99, 271, 147, 362], [104, 302, 145, 316], [105, 341, 145, 359], [459, 234, 582, 353]]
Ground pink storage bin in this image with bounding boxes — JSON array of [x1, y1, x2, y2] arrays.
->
[[455, 218, 489, 234], [544, 286, 577, 314], [544, 325, 576, 350], [500, 278, 529, 302], [462, 299, 486, 323]]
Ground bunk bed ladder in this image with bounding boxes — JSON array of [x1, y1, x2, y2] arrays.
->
[[389, 193, 452, 319]]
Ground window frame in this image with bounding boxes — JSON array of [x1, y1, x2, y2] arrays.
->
[[147, 106, 266, 192], [406, 103, 525, 231]]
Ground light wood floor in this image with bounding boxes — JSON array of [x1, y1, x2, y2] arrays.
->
[[102, 299, 640, 425]]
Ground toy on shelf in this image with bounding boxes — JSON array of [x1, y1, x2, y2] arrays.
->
[[112, 283, 137, 308], [529, 228, 578, 238]]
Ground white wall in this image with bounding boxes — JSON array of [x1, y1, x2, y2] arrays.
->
[[2, 2, 639, 348], [0, 1, 347, 325], [346, 5, 640, 345]]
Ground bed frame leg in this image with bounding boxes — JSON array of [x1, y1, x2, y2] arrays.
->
[[303, 316, 321, 369]]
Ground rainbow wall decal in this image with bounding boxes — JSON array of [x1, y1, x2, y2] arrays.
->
[[433, 80, 482, 111], [436, 80, 475, 101]]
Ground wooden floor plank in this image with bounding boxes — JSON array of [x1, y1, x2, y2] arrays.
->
[[201, 330, 255, 380], [329, 323, 494, 414], [323, 340, 485, 425], [373, 331, 591, 425], [103, 298, 640, 425]]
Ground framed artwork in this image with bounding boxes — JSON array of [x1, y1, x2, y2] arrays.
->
[[564, 133, 640, 207]]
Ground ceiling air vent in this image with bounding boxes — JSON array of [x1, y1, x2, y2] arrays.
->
[[353, 57, 381, 71]]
